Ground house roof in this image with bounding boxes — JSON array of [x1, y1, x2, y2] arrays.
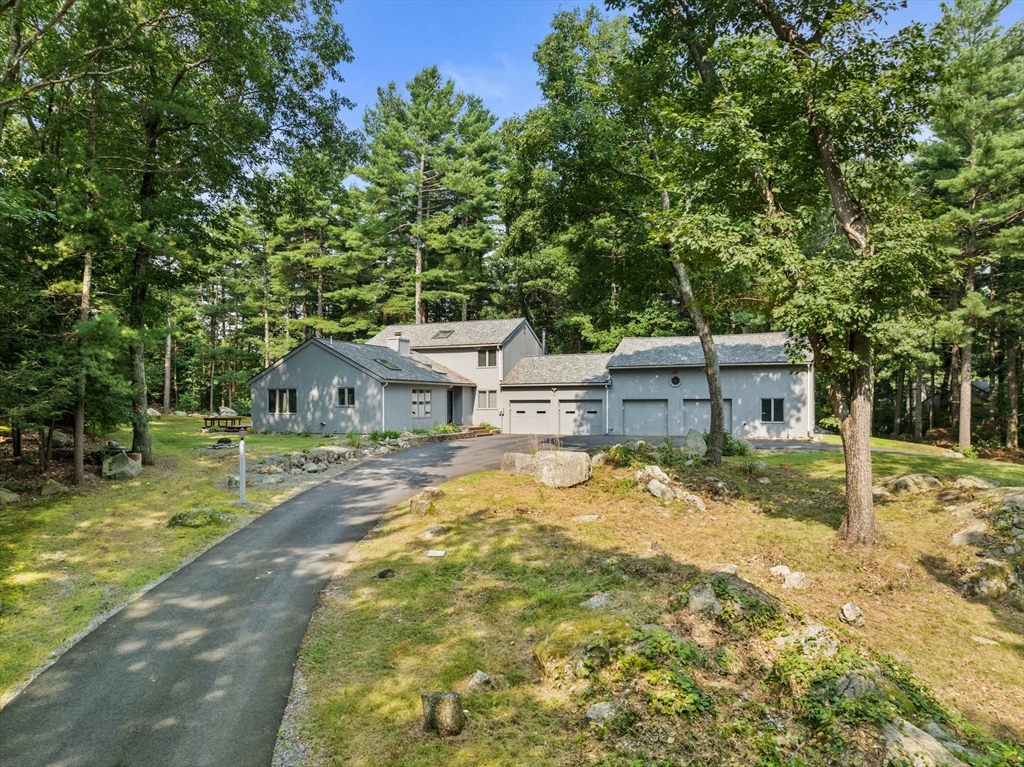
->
[[366, 318, 528, 349], [502, 354, 613, 386], [247, 338, 473, 387], [607, 332, 807, 369]]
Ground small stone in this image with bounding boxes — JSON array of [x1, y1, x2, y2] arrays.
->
[[377, 568, 396, 579], [571, 514, 602, 523], [951, 521, 987, 546], [839, 602, 865, 628], [647, 479, 675, 500], [410, 498, 435, 515], [649, 541, 664, 552], [783, 571, 812, 590], [679, 493, 706, 511], [769, 565, 791, 577], [422, 486, 445, 501], [687, 583, 722, 616], [970, 635, 999, 646], [426, 550, 446, 558], [684, 459, 695, 467], [747, 460, 769, 476], [146, 407, 161, 416], [636, 465, 670, 484], [260, 476, 284, 485], [585, 701, 620, 723], [580, 592, 614, 610], [465, 670, 493, 693], [41, 479, 68, 496], [716, 564, 739, 575], [590, 452, 609, 468], [757, 476, 771, 484], [424, 525, 448, 540]]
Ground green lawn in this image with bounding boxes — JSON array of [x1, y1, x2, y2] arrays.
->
[[818, 433, 955, 457], [0, 418, 331, 707]]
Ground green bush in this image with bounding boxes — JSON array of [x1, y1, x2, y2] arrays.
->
[[478, 421, 496, 431], [370, 429, 400, 442]]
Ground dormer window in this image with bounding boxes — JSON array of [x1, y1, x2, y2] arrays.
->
[[477, 349, 497, 367]]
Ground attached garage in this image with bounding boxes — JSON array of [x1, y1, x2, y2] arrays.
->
[[510, 400, 553, 434], [682, 398, 733, 434], [622, 399, 668, 436], [559, 400, 604, 435]]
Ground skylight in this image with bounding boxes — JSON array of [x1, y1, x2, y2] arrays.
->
[[432, 329, 455, 339], [374, 358, 401, 371]]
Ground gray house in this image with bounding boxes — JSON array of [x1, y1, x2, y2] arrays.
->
[[248, 337, 472, 434], [249, 320, 813, 439]]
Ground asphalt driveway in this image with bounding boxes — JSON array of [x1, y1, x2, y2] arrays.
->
[[0, 434, 533, 767]]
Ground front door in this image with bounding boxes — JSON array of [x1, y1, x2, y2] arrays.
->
[[447, 390, 454, 424]]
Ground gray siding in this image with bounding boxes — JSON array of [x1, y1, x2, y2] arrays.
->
[[501, 322, 544, 379], [607, 365, 812, 438], [383, 383, 451, 432], [411, 347, 503, 426], [250, 343, 384, 434]]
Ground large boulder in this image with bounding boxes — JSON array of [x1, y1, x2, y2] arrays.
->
[[684, 428, 707, 457], [647, 479, 675, 500], [41, 479, 68, 496], [0, 488, 21, 504], [219, 406, 238, 416], [636, 465, 670, 484], [146, 407, 161, 417], [883, 474, 942, 496], [102, 452, 143, 480], [50, 431, 71, 448], [954, 475, 999, 491], [534, 451, 591, 488], [501, 452, 537, 476], [882, 719, 969, 767]]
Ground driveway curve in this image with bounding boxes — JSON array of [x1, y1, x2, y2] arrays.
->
[[0, 435, 529, 767]]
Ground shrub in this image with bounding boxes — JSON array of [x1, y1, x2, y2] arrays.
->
[[370, 430, 400, 442], [430, 423, 461, 435], [953, 443, 979, 459], [478, 422, 496, 431]]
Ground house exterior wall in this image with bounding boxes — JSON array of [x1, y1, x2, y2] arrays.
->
[[501, 323, 544, 379], [406, 347, 502, 426], [250, 343, 384, 434], [383, 383, 451, 432], [606, 365, 812, 439]]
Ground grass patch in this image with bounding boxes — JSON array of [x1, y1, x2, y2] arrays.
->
[[818, 434, 954, 457], [291, 449, 1023, 765], [0, 418, 330, 706]]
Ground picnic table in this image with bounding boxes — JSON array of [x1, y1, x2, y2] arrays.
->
[[203, 415, 249, 432]]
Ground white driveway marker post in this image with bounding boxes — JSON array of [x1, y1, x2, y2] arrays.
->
[[239, 433, 246, 504]]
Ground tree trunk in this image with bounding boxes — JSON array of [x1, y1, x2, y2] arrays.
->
[[1008, 335, 1019, 450], [12, 427, 21, 458], [831, 332, 881, 545], [959, 267, 975, 448], [891, 363, 904, 438], [415, 151, 425, 324], [74, 248, 92, 485], [912, 363, 923, 442], [929, 364, 935, 432], [672, 261, 724, 465], [262, 230, 270, 367], [421, 692, 465, 736], [949, 344, 960, 432], [162, 315, 172, 415]]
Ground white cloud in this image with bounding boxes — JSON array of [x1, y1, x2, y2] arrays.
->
[[440, 53, 541, 120]]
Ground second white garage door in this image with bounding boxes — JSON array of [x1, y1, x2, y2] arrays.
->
[[622, 399, 668, 436], [510, 400, 553, 434], [559, 400, 604, 435]]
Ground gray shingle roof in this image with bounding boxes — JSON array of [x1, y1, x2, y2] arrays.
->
[[607, 332, 807, 368], [502, 354, 613, 386], [366, 318, 527, 349], [315, 339, 473, 385]]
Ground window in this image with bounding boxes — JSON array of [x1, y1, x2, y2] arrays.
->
[[670, 375, 681, 387], [338, 387, 355, 407], [412, 389, 432, 418], [477, 390, 497, 409], [477, 348, 497, 367], [761, 398, 784, 423], [432, 329, 454, 339], [269, 389, 297, 414], [374, 358, 401, 371]]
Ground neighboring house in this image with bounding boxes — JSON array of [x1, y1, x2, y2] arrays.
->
[[249, 319, 814, 438], [248, 337, 473, 434]]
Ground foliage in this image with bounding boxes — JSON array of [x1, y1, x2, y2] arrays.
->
[[369, 430, 400, 442]]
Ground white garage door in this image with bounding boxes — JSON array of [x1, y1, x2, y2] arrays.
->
[[559, 400, 604, 435], [510, 401, 553, 434], [682, 399, 733, 434], [622, 399, 668, 436]]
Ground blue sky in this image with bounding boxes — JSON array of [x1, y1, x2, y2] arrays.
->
[[334, 0, 1024, 126]]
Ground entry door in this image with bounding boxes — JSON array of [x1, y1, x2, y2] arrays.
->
[[559, 400, 604, 435], [510, 401, 553, 434], [622, 399, 669, 436], [447, 390, 454, 424], [682, 399, 733, 434]]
